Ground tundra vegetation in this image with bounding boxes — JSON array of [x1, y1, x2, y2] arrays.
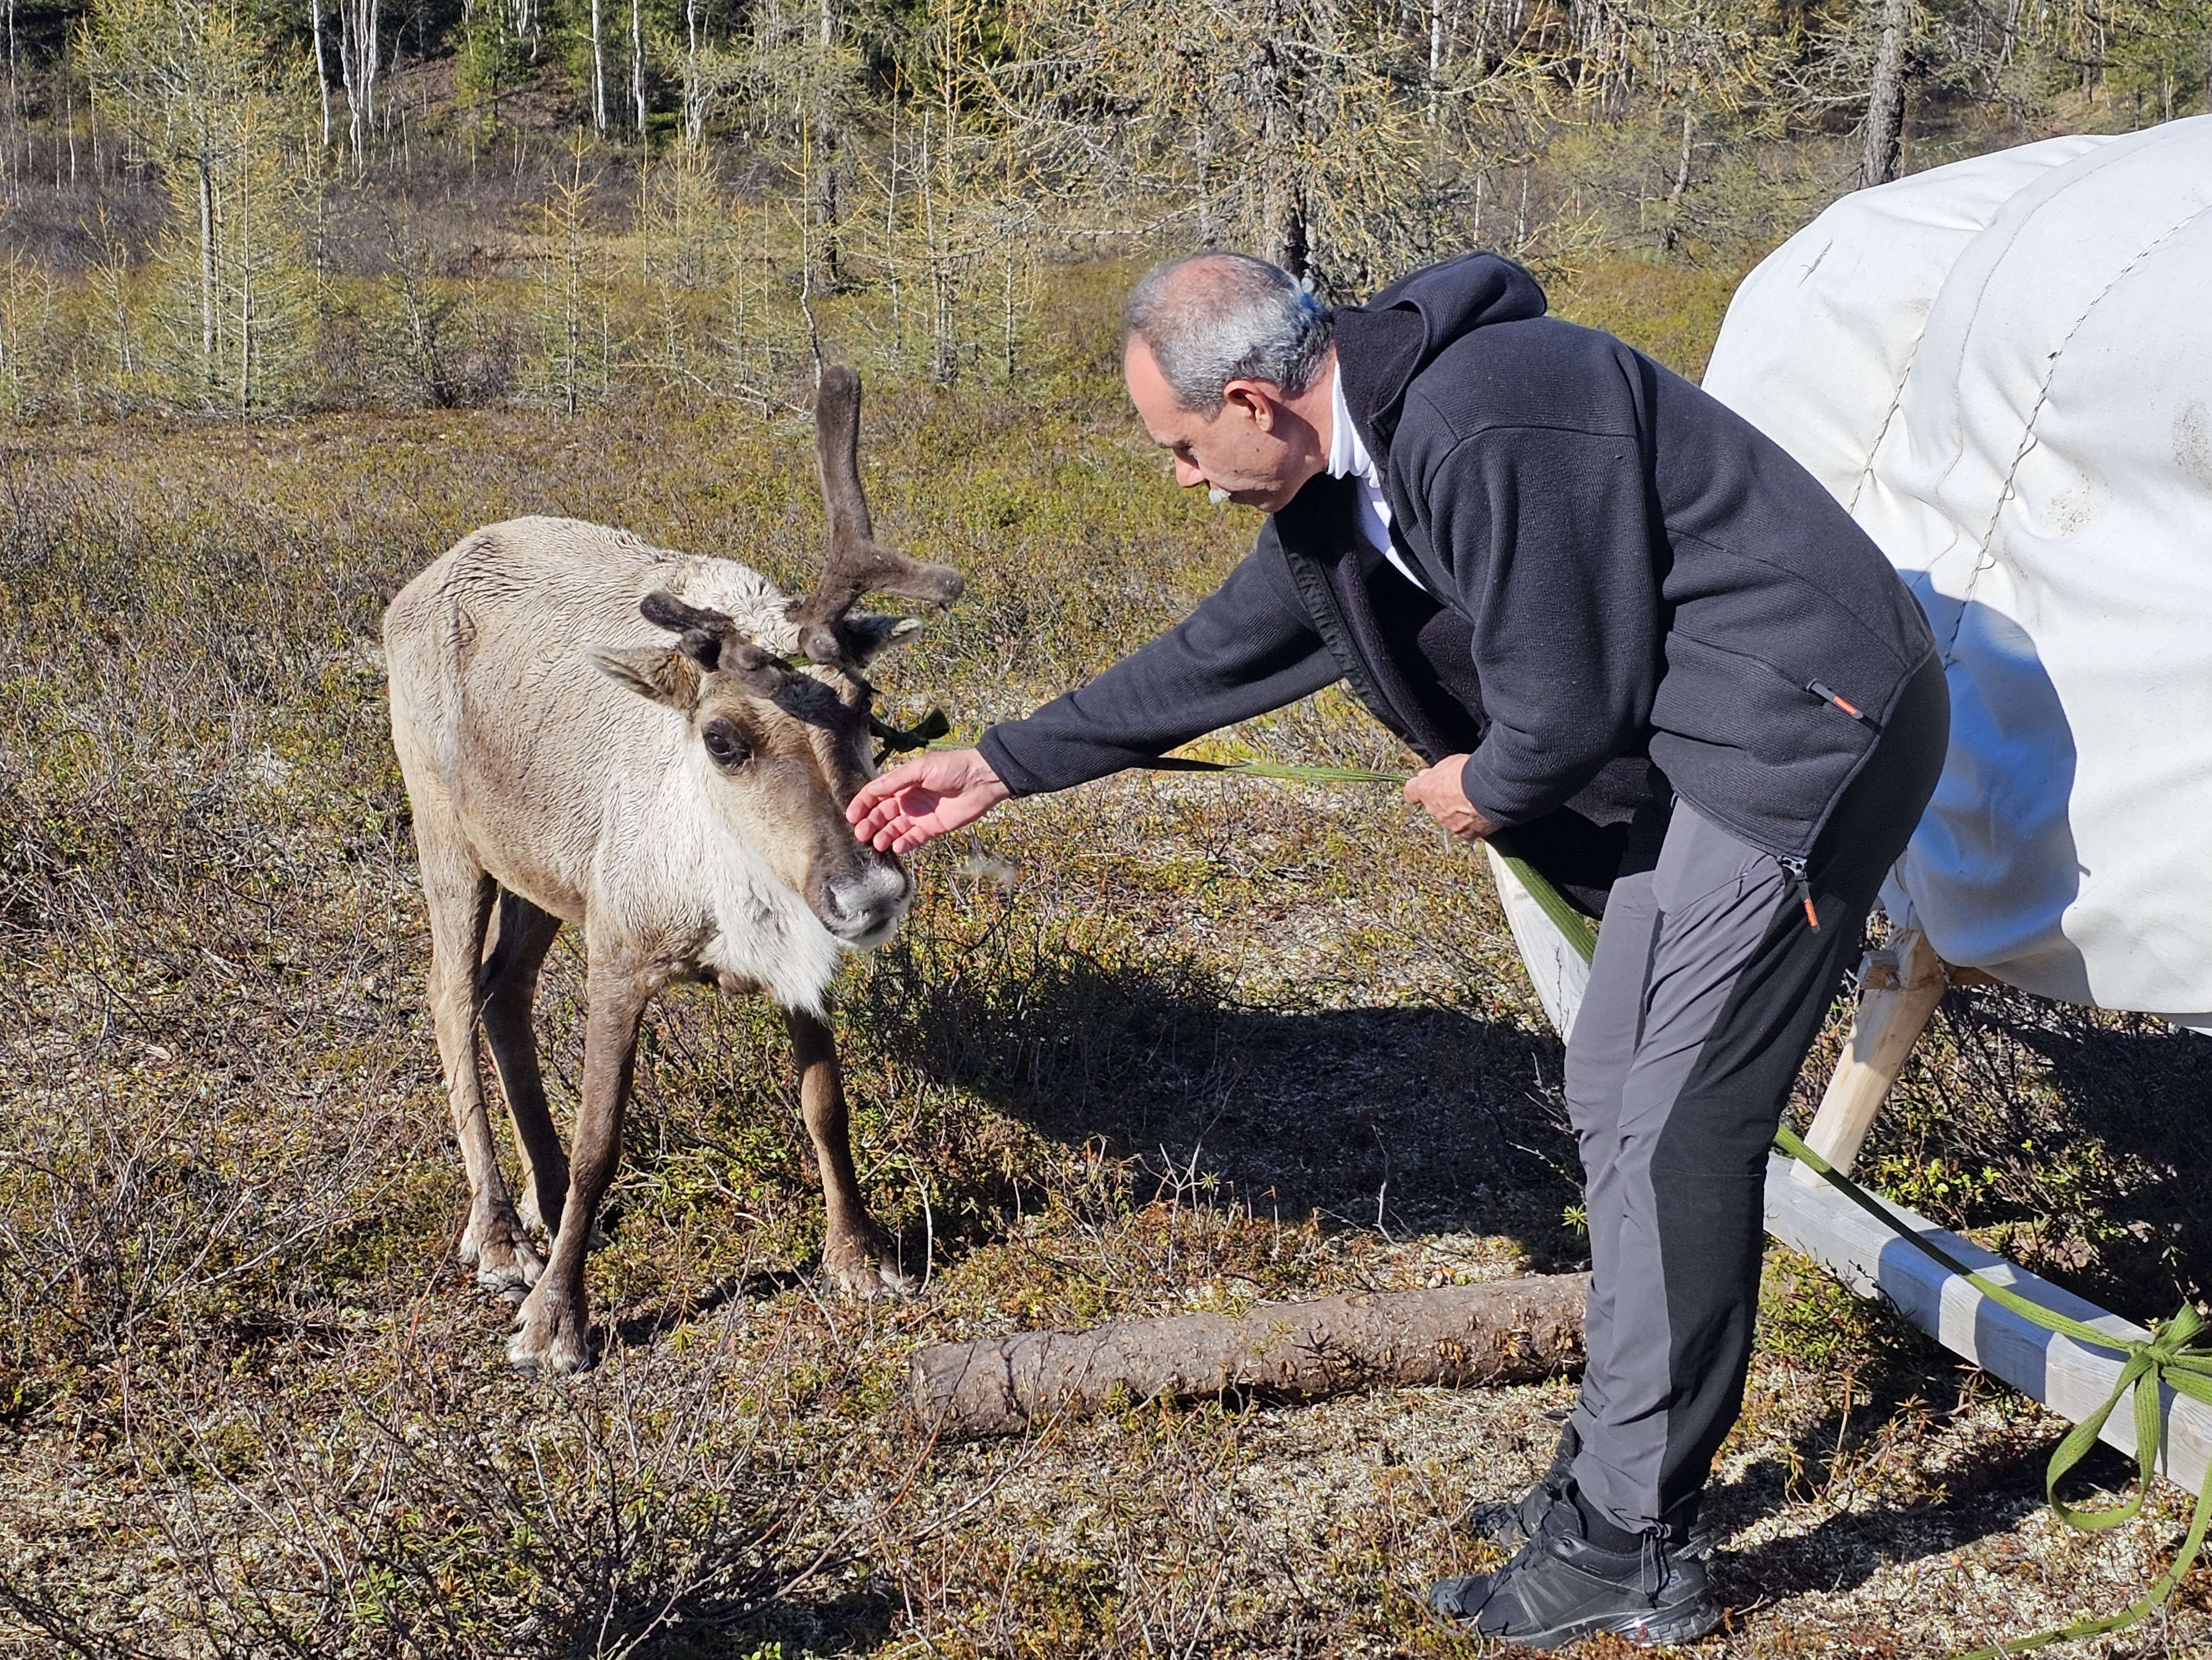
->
[[1, 0, 2210, 1652]]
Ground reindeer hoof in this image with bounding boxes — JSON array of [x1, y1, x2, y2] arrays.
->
[[516, 1187, 551, 1239], [824, 1234, 918, 1301], [508, 1287, 593, 1375], [462, 1210, 544, 1302]]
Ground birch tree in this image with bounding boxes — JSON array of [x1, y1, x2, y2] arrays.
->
[[81, 0, 314, 409]]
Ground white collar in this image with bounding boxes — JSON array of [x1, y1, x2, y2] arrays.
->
[[1323, 358, 1376, 485], [1320, 357, 1429, 592]]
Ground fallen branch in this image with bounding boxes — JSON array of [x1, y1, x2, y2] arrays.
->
[[911, 1274, 1589, 1439]]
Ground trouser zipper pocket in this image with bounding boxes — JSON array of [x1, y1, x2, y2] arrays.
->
[[1778, 855, 1819, 928]]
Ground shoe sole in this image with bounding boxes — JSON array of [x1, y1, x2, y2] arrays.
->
[[1505, 1600, 1724, 1650]]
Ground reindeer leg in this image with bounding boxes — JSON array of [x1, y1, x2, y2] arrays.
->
[[479, 892, 572, 1242], [786, 1008, 914, 1299], [509, 946, 654, 1375], [419, 841, 542, 1301]]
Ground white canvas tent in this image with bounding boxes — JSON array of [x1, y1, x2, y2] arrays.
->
[[1700, 115, 2212, 1030]]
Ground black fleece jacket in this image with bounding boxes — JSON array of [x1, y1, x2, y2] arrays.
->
[[977, 252, 1938, 905]]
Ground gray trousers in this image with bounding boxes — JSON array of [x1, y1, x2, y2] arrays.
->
[[1564, 655, 1948, 1538]]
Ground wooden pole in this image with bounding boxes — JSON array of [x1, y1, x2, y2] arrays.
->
[[1792, 925, 1949, 1184], [911, 1275, 1588, 1440]]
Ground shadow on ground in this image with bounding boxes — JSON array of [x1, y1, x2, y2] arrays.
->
[[852, 924, 1588, 1266], [1876, 986, 2212, 1311]]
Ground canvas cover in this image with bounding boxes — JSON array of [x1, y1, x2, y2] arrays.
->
[[1700, 116, 2212, 1030]]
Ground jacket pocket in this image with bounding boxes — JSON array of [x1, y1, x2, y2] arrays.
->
[[1662, 630, 1884, 732], [1649, 630, 1878, 776]]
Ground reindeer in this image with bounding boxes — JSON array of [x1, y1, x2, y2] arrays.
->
[[382, 368, 961, 1374]]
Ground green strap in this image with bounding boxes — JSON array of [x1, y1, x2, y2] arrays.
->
[[1135, 754, 1606, 961], [1138, 755, 1414, 785], [1773, 1124, 2212, 1658], [1491, 848, 1600, 963]]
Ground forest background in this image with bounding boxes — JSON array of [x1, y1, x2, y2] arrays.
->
[[0, 0, 2205, 414]]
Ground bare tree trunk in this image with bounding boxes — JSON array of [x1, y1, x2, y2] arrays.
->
[[311, 0, 332, 147], [630, 0, 645, 137], [589, 0, 606, 134], [683, 0, 702, 147], [198, 160, 216, 384], [5, 0, 16, 204], [1861, 0, 1910, 188], [1194, 111, 1215, 243], [1274, 196, 1309, 280], [338, 0, 379, 166], [238, 157, 252, 414], [1427, 0, 1443, 125], [1661, 104, 1693, 251], [913, 1275, 1590, 1439]]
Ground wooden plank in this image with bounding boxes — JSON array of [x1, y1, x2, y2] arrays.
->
[[1764, 1153, 2211, 1491], [1487, 844, 1590, 1041], [1793, 927, 1949, 1184]]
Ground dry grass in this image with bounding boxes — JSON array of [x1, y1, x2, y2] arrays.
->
[[2, 269, 2208, 1658]]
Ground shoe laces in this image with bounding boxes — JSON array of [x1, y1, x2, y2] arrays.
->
[[1637, 1531, 1665, 1597]]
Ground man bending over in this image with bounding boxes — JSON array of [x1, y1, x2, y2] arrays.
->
[[848, 249, 1947, 1648]]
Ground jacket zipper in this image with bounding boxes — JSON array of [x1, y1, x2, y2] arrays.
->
[[1806, 680, 1879, 727]]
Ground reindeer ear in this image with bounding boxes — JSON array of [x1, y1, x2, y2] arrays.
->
[[592, 647, 702, 712], [837, 614, 926, 668]]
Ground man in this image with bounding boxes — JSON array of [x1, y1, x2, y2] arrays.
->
[[847, 250, 1947, 1647]]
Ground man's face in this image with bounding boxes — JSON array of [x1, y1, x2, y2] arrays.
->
[[1124, 338, 1313, 514]]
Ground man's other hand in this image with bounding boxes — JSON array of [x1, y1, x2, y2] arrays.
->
[[1404, 754, 1499, 841], [848, 748, 1011, 854]]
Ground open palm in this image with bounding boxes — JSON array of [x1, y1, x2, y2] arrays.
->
[[847, 748, 1011, 854]]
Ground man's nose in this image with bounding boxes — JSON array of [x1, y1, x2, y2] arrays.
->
[[1174, 458, 1207, 489]]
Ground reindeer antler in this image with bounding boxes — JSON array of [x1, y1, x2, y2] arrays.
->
[[785, 366, 964, 666]]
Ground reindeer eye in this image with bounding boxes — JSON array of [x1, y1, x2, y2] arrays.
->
[[700, 720, 752, 770]]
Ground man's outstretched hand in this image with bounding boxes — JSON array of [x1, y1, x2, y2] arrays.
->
[[1404, 753, 1499, 841], [849, 748, 1011, 854]]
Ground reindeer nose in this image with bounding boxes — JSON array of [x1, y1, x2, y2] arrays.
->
[[822, 859, 913, 945]]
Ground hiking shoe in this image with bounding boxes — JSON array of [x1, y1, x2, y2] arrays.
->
[[1428, 1497, 1723, 1649], [1463, 1423, 1722, 1560]]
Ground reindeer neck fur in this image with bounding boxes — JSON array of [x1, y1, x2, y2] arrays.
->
[[596, 736, 846, 1015]]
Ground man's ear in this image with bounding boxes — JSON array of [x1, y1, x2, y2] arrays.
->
[[1221, 379, 1279, 433], [592, 646, 703, 712], [837, 614, 926, 669]]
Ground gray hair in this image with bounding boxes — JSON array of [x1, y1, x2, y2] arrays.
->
[[1123, 252, 1334, 415]]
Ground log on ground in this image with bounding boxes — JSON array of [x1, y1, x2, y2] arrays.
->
[[912, 1273, 1589, 1439]]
